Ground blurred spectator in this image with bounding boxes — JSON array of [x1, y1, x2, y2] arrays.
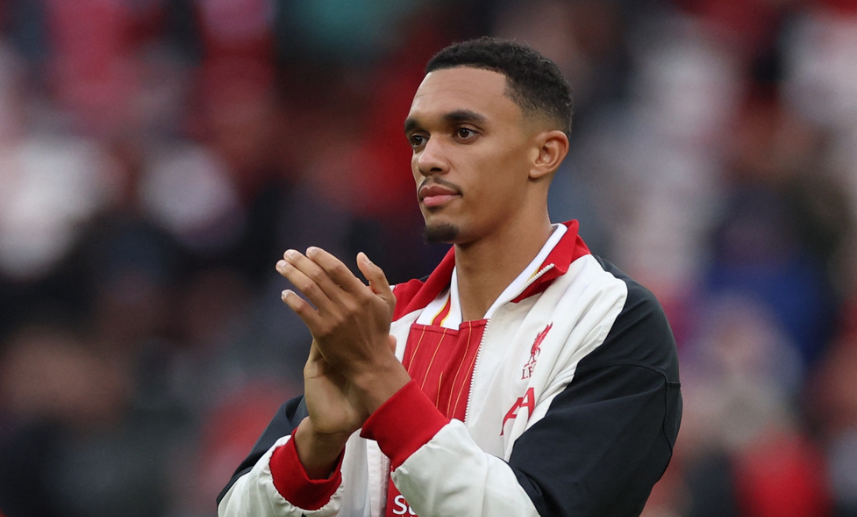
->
[[807, 312, 857, 517], [0, 323, 186, 517], [705, 88, 847, 370]]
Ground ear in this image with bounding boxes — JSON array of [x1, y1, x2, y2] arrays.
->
[[529, 130, 569, 180]]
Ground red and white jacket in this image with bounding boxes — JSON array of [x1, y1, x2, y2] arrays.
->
[[217, 221, 682, 517]]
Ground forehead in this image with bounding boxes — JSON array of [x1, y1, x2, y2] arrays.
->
[[407, 67, 522, 126]]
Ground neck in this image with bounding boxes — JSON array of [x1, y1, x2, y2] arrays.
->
[[454, 213, 553, 321]]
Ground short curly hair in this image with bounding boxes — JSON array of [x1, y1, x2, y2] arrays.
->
[[426, 37, 573, 136]]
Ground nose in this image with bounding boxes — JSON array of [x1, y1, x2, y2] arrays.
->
[[415, 136, 448, 177]]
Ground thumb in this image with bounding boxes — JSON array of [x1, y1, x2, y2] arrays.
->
[[304, 339, 327, 378], [357, 252, 396, 312], [307, 339, 322, 361]]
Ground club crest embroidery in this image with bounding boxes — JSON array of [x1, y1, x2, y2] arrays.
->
[[522, 323, 552, 380]]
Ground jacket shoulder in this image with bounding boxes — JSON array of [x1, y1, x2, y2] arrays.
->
[[577, 256, 680, 381]]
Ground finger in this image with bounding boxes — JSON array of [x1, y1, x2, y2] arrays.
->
[[281, 288, 323, 331], [278, 250, 341, 310], [357, 252, 396, 312], [306, 247, 366, 294]]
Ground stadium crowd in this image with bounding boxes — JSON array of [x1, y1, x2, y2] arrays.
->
[[0, 0, 856, 516]]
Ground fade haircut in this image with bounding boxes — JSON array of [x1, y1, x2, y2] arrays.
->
[[425, 36, 573, 136]]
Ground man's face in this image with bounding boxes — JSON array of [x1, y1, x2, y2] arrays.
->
[[405, 67, 539, 245]]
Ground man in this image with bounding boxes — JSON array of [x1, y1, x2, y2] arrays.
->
[[217, 37, 681, 517]]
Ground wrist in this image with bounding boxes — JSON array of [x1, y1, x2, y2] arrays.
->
[[294, 418, 350, 480], [351, 359, 412, 414], [360, 380, 450, 469]]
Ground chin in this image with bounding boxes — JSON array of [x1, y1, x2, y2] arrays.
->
[[423, 222, 460, 244]]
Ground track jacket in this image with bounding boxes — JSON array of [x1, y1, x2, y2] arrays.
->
[[217, 221, 682, 517]]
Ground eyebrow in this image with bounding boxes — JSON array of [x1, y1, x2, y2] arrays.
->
[[404, 109, 488, 134]]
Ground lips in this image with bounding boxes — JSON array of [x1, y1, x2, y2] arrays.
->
[[419, 184, 461, 208]]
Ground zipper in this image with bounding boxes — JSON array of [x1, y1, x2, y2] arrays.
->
[[463, 263, 556, 423]]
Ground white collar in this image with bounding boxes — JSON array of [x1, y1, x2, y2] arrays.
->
[[416, 224, 567, 329]]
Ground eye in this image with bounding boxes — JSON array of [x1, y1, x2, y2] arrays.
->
[[408, 134, 427, 149], [455, 127, 478, 140]]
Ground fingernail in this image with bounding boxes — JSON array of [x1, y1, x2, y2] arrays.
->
[[306, 246, 318, 257], [284, 249, 297, 260]]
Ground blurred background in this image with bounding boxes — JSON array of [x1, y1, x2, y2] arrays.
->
[[0, 0, 855, 516]]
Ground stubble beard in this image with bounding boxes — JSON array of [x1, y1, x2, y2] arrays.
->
[[423, 222, 460, 244]]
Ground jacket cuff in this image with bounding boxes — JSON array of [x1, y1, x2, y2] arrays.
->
[[269, 434, 342, 511], [360, 380, 450, 469]]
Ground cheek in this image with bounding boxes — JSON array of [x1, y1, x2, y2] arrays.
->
[[478, 159, 530, 213], [484, 150, 526, 189], [411, 156, 422, 185]]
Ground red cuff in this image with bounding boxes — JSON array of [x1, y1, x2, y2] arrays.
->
[[360, 380, 450, 469], [269, 434, 342, 511]]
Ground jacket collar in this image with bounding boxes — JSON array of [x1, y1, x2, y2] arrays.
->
[[393, 221, 590, 320]]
